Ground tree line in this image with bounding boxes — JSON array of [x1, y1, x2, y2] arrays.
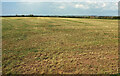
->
[[1, 14, 120, 19]]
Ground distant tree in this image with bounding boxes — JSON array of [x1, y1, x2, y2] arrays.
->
[[113, 16, 118, 19], [90, 16, 95, 19], [29, 14, 34, 17], [16, 14, 18, 17], [21, 15, 24, 17]]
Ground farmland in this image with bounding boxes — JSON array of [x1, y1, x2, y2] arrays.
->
[[2, 17, 118, 74]]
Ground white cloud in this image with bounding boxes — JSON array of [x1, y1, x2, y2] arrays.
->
[[20, 0, 40, 2], [1, 0, 120, 2], [75, 4, 84, 8], [59, 6, 65, 9], [102, 3, 106, 7], [73, 2, 118, 11], [87, 1, 97, 4], [102, 2, 118, 10], [75, 4, 89, 9], [115, 2, 118, 6]]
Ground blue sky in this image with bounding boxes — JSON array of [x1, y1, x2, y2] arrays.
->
[[2, 2, 118, 16]]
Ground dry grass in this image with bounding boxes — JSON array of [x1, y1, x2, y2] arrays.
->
[[2, 17, 118, 74]]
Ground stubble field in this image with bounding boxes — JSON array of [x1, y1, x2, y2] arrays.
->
[[2, 17, 118, 74]]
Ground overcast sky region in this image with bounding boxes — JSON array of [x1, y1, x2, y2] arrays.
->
[[1, 0, 119, 2], [2, 2, 118, 16]]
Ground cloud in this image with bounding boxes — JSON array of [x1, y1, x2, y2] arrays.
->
[[1, 0, 120, 2], [102, 2, 118, 10], [75, 4, 89, 9], [74, 3, 108, 10], [74, 2, 118, 10], [102, 3, 106, 7], [59, 6, 65, 9], [2, 2, 118, 16]]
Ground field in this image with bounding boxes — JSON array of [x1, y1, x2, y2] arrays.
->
[[2, 17, 118, 74]]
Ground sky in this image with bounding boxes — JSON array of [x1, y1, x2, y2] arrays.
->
[[1, 0, 119, 2], [2, 2, 119, 16]]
